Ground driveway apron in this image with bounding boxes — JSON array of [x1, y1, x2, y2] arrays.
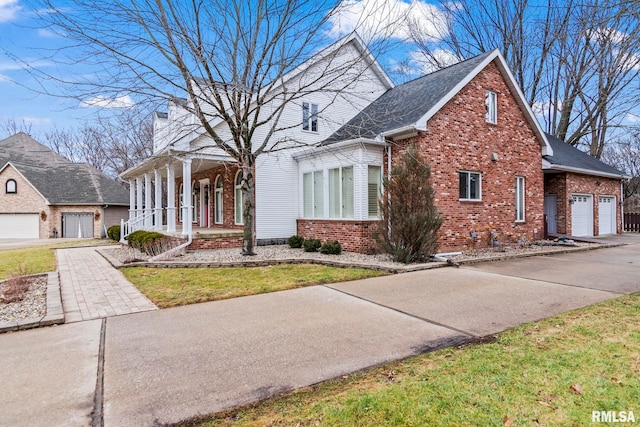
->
[[57, 247, 157, 322]]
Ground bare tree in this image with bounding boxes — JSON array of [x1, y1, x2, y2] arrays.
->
[[0, 118, 34, 137], [30, 0, 399, 254], [407, 0, 640, 159], [602, 131, 640, 199]]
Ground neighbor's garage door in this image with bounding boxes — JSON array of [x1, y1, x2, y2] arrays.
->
[[598, 196, 616, 235], [571, 194, 593, 237], [62, 213, 94, 238], [0, 214, 39, 238]]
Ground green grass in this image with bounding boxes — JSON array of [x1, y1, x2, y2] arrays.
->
[[121, 265, 386, 308], [176, 294, 640, 427], [0, 240, 108, 280]]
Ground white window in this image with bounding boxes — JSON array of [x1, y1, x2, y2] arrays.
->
[[178, 183, 184, 221], [516, 176, 525, 222], [368, 166, 382, 218], [485, 90, 497, 124], [5, 179, 16, 194], [214, 175, 223, 224], [459, 171, 481, 201], [234, 170, 243, 225], [302, 102, 318, 132], [329, 166, 354, 218], [191, 182, 197, 222], [303, 171, 324, 218]]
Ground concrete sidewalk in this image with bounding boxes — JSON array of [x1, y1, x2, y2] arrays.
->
[[0, 238, 639, 426]]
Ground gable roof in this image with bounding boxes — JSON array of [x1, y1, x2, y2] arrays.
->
[[323, 49, 552, 156], [0, 132, 129, 205], [543, 133, 627, 179]]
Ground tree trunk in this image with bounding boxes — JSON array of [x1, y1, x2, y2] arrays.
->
[[241, 162, 257, 256]]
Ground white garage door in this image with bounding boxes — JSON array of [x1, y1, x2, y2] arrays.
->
[[571, 195, 593, 237], [598, 196, 616, 235], [0, 214, 39, 238]]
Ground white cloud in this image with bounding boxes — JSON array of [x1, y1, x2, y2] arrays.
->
[[37, 28, 60, 38], [20, 116, 53, 126], [0, 0, 21, 23], [325, 0, 448, 42], [81, 95, 135, 109], [532, 100, 562, 119], [406, 48, 459, 74], [625, 113, 640, 123]]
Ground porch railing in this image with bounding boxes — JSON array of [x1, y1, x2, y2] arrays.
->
[[120, 212, 156, 243]]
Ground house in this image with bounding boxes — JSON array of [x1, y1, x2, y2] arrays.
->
[[543, 133, 627, 237], [0, 133, 130, 239], [120, 34, 625, 253]]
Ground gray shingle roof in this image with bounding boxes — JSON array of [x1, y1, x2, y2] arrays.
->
[[543, 133, 625, 177], [0, 132, 129, 205], [324, 50, 496, 143]]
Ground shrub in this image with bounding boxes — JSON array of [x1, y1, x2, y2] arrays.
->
[[288, 235, 305, 248], [125, 230, 168, 254], [375, 144, 443, 264], [303, 238, 321, 252], [107, 225, 121, 242], [320, 240, 342, 255]]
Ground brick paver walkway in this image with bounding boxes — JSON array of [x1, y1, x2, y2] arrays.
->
[[57, 247, 157, 323]]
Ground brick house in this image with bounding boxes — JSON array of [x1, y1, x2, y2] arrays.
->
[[121, 35, 625, 254], [0, 133, 130, 239]]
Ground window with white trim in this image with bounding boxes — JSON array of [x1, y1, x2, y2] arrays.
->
[[234, 171, 243, 224], [5, 179, 16, 194], [302, 102, 318, 132], [214, 175, 223, 224], [459, 171, 481, 201], [485, 90, 497, 124], [303, 171, 324, 218], [178, 183, 184, 221], [367, 166, 382, 218], [515, 176, 525, 222], [329, 166, 354, 218]]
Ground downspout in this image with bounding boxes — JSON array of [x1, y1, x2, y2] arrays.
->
[[386, 143, 392, 240]]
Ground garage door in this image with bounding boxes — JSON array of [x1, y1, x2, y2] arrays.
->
[[571, 195, 593, 237], [62, 213, 94, 238], [0, 214, 39, 238], [598, 196, 616, 235]]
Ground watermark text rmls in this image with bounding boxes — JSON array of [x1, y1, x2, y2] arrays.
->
[[592, 411, 636, 423]]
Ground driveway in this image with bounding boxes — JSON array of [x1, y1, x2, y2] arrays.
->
[[0, 235, 639, 426]]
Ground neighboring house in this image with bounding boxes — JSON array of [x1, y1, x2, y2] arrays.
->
[[121, 34, 626, 253], [0, 133, 130, 239], [543, 133, 628, 237]]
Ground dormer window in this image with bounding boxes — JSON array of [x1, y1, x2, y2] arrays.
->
[[485, 90, 497, 124], [5, 179, 17, 194], [302, 102, 318, 132]]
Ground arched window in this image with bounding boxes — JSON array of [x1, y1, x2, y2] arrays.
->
[[5, 179, 17, 194], [234, 170, 243, 225], [214, 175, 223, 224]]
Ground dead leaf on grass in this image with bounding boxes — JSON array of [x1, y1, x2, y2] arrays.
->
[[537, 401, 556, 410], [503, 415, 513, 427], [569, 384, 583, 395], [611, 377, 623, 384]]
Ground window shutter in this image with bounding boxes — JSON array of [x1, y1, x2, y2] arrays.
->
[[303, 173, 313, 217], [342, 166, 354, 218], [368, 166, 381, 217]]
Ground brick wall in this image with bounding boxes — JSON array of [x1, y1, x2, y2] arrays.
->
[[392, 62, 545, 252], [188, 236, 244, 250], [545, 172, 622, 235], [297, 219, 379, 253], [178, 164, 244, 230]]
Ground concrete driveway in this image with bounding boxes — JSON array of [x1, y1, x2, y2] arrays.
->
[[1, 235, 639, 426]]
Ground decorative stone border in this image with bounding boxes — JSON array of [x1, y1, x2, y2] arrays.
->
[[0, 272, 65, 333]]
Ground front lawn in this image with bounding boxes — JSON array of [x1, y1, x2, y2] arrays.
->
[[178, 294, 640, 427], [121, 265, 386, 308]]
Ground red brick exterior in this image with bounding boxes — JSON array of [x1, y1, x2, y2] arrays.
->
[[178, 164, 243, 230], [389, 62, 545, 252], [545, 172, 622, 236], [188, 236, 244, 250], [297, 219, 378, 253]]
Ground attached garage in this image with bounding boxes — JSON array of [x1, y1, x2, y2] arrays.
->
[[571, 194, 593, 237], [598, 196, 616, 235], [62, 213, 94, 238], [0, 213, 39, 238]]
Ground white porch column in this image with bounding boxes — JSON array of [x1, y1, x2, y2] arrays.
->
[[135, 177, 143, 220], [128, 178, 135, 221], [166, 164, 176, 233], [182, 158, 192, 237], [144, 173, 153, 228], [154, 169, 163, 231]]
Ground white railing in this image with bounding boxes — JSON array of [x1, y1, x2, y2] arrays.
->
[[120, 212, 156, 243]]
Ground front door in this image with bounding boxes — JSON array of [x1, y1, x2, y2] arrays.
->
[[544, 195, 558, 234]]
